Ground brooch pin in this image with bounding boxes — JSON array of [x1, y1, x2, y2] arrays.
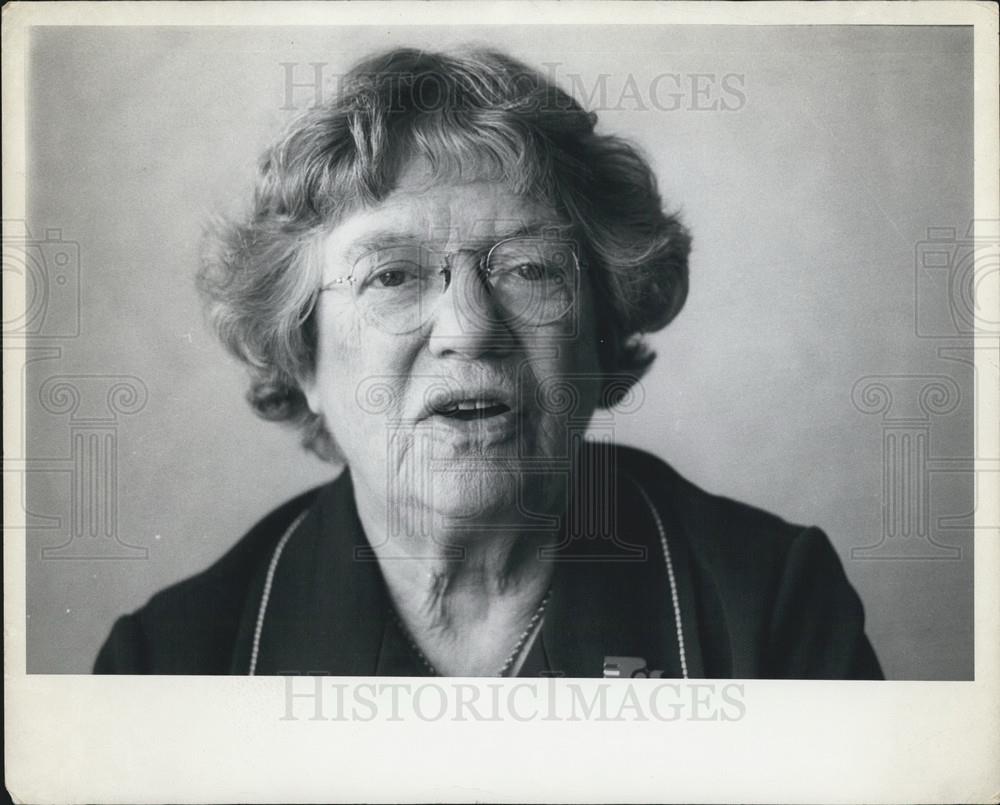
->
[[603, 655, 665, 678]]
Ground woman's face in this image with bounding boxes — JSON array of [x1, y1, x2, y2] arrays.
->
[[303, 159, 601, 528]]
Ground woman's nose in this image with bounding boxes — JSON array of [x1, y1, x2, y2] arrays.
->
[[427, 253, 514, 359]]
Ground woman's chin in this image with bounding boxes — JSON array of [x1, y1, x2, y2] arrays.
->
[[426, 469, 525, 522]]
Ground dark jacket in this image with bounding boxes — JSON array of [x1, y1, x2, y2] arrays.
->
[[94, 445, 882, 679]]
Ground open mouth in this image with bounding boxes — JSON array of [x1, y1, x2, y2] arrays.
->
[[432, 399, 512, 421]]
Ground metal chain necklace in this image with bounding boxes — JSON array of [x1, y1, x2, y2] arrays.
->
[[393, 587, 552, 677]]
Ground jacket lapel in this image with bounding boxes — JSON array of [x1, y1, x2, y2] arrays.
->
[[246, 471, 388, 676], [542, 450, 704, 679]]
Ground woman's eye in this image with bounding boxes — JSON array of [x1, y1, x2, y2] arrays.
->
[[375, 270, 407, 288], [513, 262, 547, 281], [365, 263, 421, 290]]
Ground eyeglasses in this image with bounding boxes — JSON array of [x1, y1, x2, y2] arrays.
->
[[319, 235, 580, 335]]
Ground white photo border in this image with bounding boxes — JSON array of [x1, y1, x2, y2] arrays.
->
[[3, 2, 998, 803]]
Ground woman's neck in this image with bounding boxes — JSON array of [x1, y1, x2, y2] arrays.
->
[[351, 476, 557, 675]]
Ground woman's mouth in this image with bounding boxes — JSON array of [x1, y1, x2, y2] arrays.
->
[[432, 399, 512, 420]]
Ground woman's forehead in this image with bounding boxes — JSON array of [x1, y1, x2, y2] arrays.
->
[[323, 173, 566, 262]]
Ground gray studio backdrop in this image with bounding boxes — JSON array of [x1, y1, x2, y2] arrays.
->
[[22, 25, 974, 678]]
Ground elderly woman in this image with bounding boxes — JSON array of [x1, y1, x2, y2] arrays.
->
[[95, 47, 881, 679]]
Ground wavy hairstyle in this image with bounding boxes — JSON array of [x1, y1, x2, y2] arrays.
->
[[198, 47, 691, 461]]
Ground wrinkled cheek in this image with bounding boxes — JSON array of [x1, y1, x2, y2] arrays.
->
[[349, 387, 414, 474], [314, 336, 404, 472], [324, 320, 415, 411]]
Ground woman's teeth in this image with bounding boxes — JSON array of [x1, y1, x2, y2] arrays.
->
[[437, 400, 511, 419]]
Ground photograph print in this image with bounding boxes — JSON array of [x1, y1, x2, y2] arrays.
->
[[15, 21, 982, 683]]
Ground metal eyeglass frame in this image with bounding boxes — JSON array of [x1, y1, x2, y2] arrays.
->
[[317, 233, 582, 328]]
